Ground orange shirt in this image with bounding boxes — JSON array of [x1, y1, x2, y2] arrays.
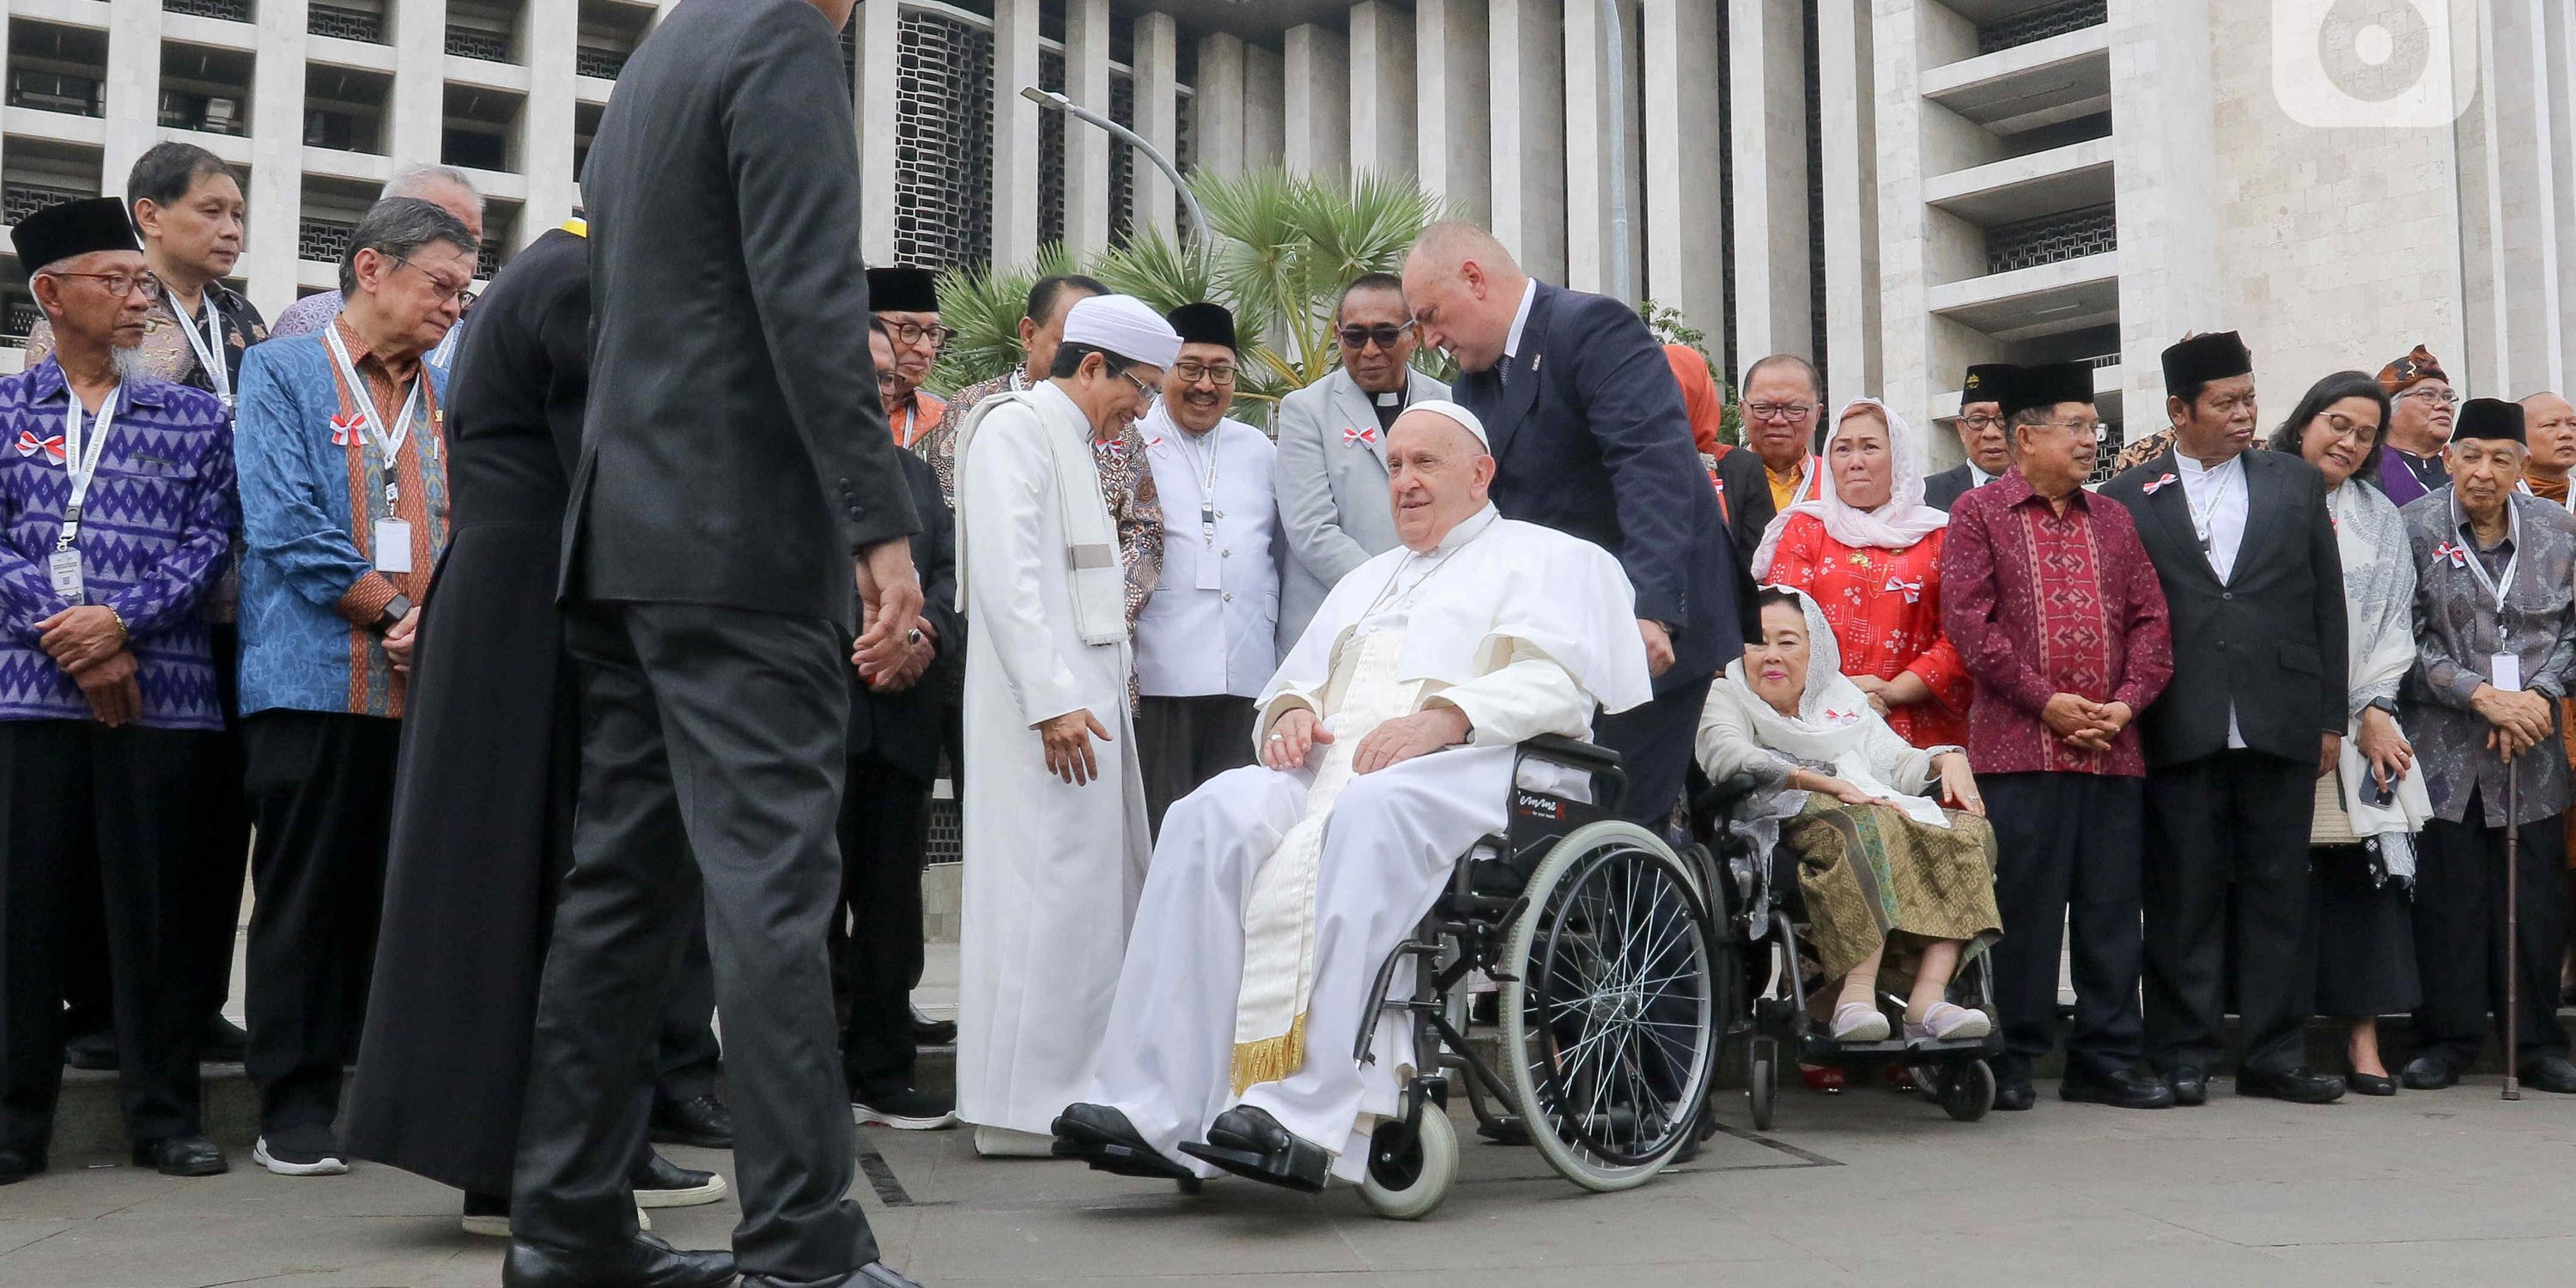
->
[[888, 390, 947, 450]]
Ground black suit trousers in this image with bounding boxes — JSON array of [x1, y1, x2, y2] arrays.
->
[[2141, 750, 2317, 1076], [0, 720, 210, 1150], [1980, 772, 2147, 1079], [513, 601, 875, 1280], [1595, 675, 1713, 833], [831, 756, 930, 1088], [2412, 791, 2570, 1067]]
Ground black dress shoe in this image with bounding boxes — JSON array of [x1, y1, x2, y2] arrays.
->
[[648, 1094, 733, 1150], [2401, 1053, 2459, 1091], [2165, 1066, 2208, 1106], [0, 1146, 46, 1185], [501, 1233, 735, 1288], [64, 1030, 117, 1072], [740, 1263, 922, 1288], [908, 1006, 957, 1048], [2237, 1066, 2345, 1104], [2061, 1066, 2176, 1109], [2345, 1071, 2397, 1097], [1993, 1076, 2037, 1111], [132, 1133, 228, 1177], [1180, 1106, 1330, 1193], [633, 1151, 728, 1207], [2518, 1054, 2576, 1094], [1051, 1103, 1194, 1181], [202, 1015, 250, 1064]]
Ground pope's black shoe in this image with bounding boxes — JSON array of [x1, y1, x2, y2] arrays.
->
[[0, 1146, 46, 1185], [1051, 1103, 1194, 1181], [2401, 1053, 2459, 1091], [501, 1233, 735, 1288], [2165, 1066, 2208, 1106], [2518, 1054, 2576, 1094], [133, 1133, 228, 1177], [2237, 1066, 2345, 1104], [740, 1262, 922, 1288], [1180, 1106, 1330, 1194], [2060, 1066, 2175, 1109], [648, 1094, 733, 1150]]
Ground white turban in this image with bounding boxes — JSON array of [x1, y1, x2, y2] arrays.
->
[[1400, 398, 1491, 449], [1060, 295, 1182, 369]]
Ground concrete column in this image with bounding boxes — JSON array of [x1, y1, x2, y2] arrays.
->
[[1062, 0, 1113, 256], [1727, 0, 1810, 368], [100, 0, 161, 190], [1244, 42, 1286, 170], [1132, 10, 1181, 243], [1284, 23, 1352, 185], [991, 0, 1042, 269], [1564, 0, 1641, 296], [524, 0, 579, 246], [2106, 0, 2221, 422], [855, 0, 901, 264], [1870, 0, 1933, 432], [1349, 2, 1418, 180], [1642, 0, 1723, 358], [1196, 33, 1246, 175], [243, 0, 312, 319], [1490, 0, 1566, 282], [390, 0, 447, 165], [1814, 0, 1879, 405], [1416, 0, 1491, 222], [2470, 0, 2568, 395]]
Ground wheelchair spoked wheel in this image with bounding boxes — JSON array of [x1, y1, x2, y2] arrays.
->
[[1357, 1105, 1459, 1220], [1498, 822, 1719, 1193]]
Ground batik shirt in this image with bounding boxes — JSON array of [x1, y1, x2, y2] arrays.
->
[[2401, 489, 2576, 826], [0, 361, 235, 729]]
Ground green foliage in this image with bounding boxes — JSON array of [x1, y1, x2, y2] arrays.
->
[[929, 242, 1078, 396], [1639, 297, 1743, 447]]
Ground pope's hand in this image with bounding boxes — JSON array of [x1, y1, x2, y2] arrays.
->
[[1039, 708, 1110, 785], [1263, 708, 1334, 770], [1353, 707, 1471, 775]]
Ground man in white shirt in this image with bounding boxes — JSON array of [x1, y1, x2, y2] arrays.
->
[[1133, 304, 1282, 835]]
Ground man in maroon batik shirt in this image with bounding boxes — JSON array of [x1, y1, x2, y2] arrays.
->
[[1941, 361, 2174, 1114]]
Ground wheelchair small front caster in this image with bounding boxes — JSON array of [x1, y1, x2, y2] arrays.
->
[[1358, 1108, 1457, 1220]]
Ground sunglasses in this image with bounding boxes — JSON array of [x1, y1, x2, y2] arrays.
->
[[1338, 322, 1416, 351]]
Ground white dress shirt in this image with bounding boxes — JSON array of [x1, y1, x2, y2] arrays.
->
[[2176, 449, 2251, 746], [1502, 278, 1539, 360], [1968, 463, 1997, 488], [1135, 405, 1281, 698]]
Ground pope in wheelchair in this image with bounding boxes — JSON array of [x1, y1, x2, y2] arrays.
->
[[1050, 402, 1657, 1200]]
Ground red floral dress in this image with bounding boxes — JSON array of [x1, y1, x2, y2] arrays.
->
[[1765, 513, 1971, 750]]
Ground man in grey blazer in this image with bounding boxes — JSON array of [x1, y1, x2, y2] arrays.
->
[[1273, 273, 1449, 653]]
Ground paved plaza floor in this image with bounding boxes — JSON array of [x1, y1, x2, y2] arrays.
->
[[6, 1066, 2573, 1288]]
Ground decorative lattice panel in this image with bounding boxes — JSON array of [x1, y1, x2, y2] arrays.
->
[[894, 9, 995, 272], [308, 3, 384, 41], [1109, 69, 1134, 246], [1978, 0, 2108, 56], [5, 181, 96, 226], [298, 217, 357, 264], [1173, 86, 1194, 240], [168, 0, 252, 20], [445, 26, 510, 62], [1038, 48, 1066, 250], [1985, 203, 2117, 275]]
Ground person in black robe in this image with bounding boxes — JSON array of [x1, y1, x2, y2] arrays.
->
[[341, 223, 726, 1232]]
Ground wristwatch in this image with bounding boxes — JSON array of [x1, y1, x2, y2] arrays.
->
[[373, 595, 413, 635], [2366, 696, 2398, 717]]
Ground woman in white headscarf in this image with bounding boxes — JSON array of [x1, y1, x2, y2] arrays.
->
[[1698, 587, 2003, 1044], [1753, 399, 1969, 750]]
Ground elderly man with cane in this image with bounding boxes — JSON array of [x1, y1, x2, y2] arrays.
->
[[2397, 398, 2576, 1096]]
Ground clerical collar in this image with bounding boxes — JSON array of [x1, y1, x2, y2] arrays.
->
[[1502, 279, 1539, 359], [1425, 503, 1501, 556]]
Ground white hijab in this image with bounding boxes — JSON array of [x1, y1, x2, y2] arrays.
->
[[1751, 398, 1952, 579], [1720, 587, 1950, 826]]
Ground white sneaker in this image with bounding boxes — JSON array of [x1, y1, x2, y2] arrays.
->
[[462, 1203, 651, 1236], [1830, 1002, 1892, 1042], [971, 1126, 1057, 1157], [252, 1135, 349, 1177]]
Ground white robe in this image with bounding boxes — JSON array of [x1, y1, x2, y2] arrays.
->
[[1086, 508, 1652, 1182], [955, 386, 1153, 1136]]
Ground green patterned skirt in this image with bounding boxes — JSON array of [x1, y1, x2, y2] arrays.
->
[[1785, 798, 2003, 983]]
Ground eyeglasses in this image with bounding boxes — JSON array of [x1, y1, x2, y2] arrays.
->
[[1118, 369, 1157, 402], [2315, 411, 2377, 443], [1746, 402, 1817, 423], [391, 257, 475, 306], [888, 321, 953, 347], [1958, 413, 2007, 432], [1172, 359, 1236, 386], [46, 270, 161, 301], [2034, 416, 2107, 441], [2400, 386, 2460, 408], [1339, 322, 1415, 351]]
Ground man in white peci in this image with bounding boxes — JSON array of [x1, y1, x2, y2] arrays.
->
[[1050, 400, 1650, 1192]]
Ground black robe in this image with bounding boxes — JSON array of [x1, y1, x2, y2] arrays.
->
[[342, 229, 592, 1193]]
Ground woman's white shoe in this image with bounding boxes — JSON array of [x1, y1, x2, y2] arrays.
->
[[1830, 1002, 1892, 1042], [1905, 1001, 1992, 1043]]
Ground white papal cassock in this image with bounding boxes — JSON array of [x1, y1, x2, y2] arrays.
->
[[954, 381, 1154, 1138], [1084, 505, 1652, 1181]]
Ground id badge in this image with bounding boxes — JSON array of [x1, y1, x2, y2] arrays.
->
[[1196, 506, 1223, 591], [2493, 652, 2523, 692], [374, 518, 414, 574], [47, 548, 83, 604]]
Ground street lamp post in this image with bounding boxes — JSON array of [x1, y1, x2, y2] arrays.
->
[[1019, 85, 1212, 247], [1601, 0, 1632, 304]]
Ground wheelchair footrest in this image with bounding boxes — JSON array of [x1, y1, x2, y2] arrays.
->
[[1177, 1138, 1330, 1194], [1056, 1137, 1197, 1182]]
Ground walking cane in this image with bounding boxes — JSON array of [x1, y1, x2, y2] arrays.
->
[[2505, 747, 2521, 1103]]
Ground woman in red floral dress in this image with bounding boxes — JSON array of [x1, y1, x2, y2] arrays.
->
[[1753, 399, 1970, 751]]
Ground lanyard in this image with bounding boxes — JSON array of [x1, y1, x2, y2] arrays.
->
[[2458, 523, 2519, 615], [56, 386, 121, 550], [322, 325, 425, 513], [1176, 425, 1222, 544], [2181, 460, 2238, 551], [172, 292, 230, 410]]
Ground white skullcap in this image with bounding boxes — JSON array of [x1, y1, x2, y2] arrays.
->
[[1061, 295, 1182, 369], [1402, 398, 1492, 449]]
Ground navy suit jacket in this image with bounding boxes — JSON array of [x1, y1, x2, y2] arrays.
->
[[1452, 282, 1747, 692]]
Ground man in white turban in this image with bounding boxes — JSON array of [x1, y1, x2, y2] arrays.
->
[[1051, 401, 1652, 1189], [951, 294, 1179, 1156]]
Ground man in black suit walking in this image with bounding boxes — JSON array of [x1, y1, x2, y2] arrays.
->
[[510, 0, 926, 1285], [1402, 221, 1747, 829], [2102, 331, 2348, 1109]]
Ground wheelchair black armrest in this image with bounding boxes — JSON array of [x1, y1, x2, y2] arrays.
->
[[1516, 733, 1623, 775], [1692, 773, 1765, 821]]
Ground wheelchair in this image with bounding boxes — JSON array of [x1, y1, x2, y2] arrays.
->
[[1690, 773, 2002, 1132], [1346, 735, 1726, 1220]]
